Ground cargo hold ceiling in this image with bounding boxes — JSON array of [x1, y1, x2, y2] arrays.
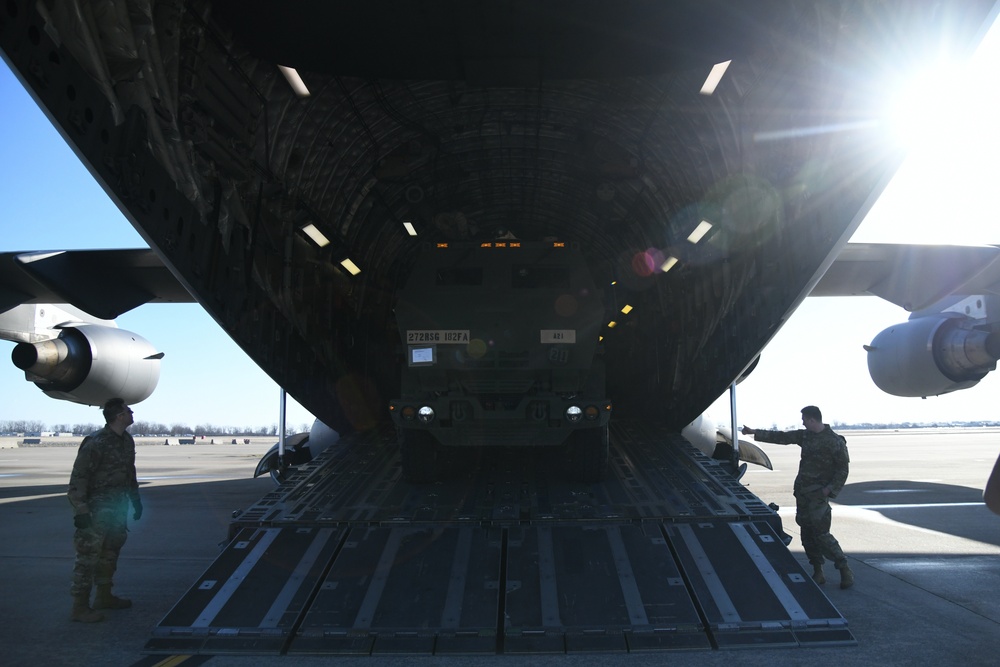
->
[[200, 0, 806, 282]]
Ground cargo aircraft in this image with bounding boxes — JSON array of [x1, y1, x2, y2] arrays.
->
[[3, 1, 1000, 480]]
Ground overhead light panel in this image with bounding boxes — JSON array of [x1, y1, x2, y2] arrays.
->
[[660, 256, 679, 273], [687, 220, 713, 243], [621, 304, 633, 315], [301, 224, 330, 248], [278, 65, 311, 97], [340, 258, 361, 276], [403, 221, 418, 236], [607, 321, 617, 329], [700, 60, 731, 96]]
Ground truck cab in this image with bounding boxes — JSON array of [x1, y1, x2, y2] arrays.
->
[[389, 240, 611, 482]]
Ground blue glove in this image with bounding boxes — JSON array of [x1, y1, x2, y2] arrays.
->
[[132, 497, 143, 521]]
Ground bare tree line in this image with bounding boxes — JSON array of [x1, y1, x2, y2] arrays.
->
[[0, 419, 312, 437]]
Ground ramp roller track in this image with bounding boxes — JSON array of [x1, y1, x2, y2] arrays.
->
[[147, 421, 853, 655]]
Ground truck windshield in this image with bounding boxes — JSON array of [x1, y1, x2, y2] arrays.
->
[[511, 265, 570, 289], [435, 267, 483, 286]]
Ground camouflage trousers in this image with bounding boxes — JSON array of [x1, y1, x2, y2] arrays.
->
[[71, 498, 128, 598], [794, 489, 847, 568]]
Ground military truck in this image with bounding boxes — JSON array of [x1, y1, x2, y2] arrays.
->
[[389, 240, 611, 482]]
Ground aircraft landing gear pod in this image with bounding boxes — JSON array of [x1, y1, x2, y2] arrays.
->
[[254, 421, 341, 485]]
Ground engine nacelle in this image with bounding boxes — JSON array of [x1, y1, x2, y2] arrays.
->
[[865, 314, 1000, 397], [11, 324, 162, 406]]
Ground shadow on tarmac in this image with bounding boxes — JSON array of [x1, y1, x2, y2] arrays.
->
[[835, 480, 999, 547], [1, 473, 270, 667]]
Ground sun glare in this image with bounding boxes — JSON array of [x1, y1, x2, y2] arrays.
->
[[856, 13, 1000, 246], [886, 62, 969, 150]]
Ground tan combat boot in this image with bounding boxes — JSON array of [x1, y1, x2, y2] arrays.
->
[[838, 564, 855, 589], [70, 594, 104, 623], [93, 584, 132, 610], [811, 564, 825, 585]]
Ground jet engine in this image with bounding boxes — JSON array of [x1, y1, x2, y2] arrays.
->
[[11, 324, 162, 406], [865, 314, 1000, 397]]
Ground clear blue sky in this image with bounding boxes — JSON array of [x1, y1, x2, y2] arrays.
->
[[2, 12, 1000, 431]]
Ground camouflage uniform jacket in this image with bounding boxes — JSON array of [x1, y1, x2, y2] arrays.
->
[[751, 425, 850, 498], [67, 426, 140, 515]]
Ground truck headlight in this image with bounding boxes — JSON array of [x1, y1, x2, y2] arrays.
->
[[565, 405, 583, 423], [418, 406, 435, 424], [584, 405, 600, 421]]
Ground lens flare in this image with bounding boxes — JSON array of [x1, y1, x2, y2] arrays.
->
[[631, 249, 664, 277], [467, 338, 488, 359]]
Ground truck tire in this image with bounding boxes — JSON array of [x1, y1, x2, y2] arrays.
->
[[400, 429, 439, 483], [567, 425, 609, 482]]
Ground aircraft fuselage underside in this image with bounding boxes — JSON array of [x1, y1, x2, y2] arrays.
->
[[147, 422, 853, 655]]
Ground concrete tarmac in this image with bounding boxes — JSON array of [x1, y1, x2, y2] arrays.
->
[[1, 429, 999, 667]]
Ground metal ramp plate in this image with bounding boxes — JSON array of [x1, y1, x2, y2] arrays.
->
[[147, 421, 854, 655], [501, 522, 708, 654], [293, 524, 502, 655], [666, 520, 854, 649], [147, 526, 345, 654]]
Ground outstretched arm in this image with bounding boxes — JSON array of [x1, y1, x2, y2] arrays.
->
[[743, 428, 803, 445]]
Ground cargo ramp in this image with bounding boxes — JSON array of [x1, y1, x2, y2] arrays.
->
[[146, 421, 854, 655]]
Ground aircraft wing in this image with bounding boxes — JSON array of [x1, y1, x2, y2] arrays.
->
[[3, 1, 996, 434], [10, 241, 997, 323], [0, 250, 194, 320], [810, 243, 1000, 312]]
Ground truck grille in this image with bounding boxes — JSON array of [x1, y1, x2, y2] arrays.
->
[[460, 379, 535, 394], [439, 426, 567, 447], [463, 351, 530, 369]]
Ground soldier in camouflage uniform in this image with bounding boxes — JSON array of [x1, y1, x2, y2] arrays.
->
[[742, 405, 854, 589], [67, 398, 144, 622]]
